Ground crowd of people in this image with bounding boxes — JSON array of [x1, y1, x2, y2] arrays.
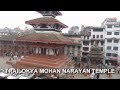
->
[[3, 52, 24, 61]]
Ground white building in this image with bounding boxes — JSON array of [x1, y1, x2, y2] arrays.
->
[[102, 18, 120, 65], [80, 26, 105, 63]]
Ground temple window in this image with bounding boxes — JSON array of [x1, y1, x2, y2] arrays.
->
[[41, 24, 47, 28], [55, 24, 59, 29]]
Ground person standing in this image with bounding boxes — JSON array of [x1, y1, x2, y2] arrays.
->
[[89, 72, 95, 79], [116, 66, 120, 74]]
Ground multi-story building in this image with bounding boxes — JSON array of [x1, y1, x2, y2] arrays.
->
[[80, 25, 105, 63], [102, 18, 120, 65]]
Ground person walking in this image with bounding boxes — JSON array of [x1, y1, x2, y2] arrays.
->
[[96, 73, 100, 79]]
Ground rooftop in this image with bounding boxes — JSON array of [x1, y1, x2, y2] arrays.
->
[[15, 33, 73, 44], [88, 44, 104, 59], [25, 17, 68, 28]]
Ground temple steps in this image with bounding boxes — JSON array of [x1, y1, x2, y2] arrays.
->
[[11, 54, 72, 69], [27, 54, 67, 60], [16, 61, 59, 68], [21, 59, 64, 66]]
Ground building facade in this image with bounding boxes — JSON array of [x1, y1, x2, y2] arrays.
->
[[80, 26, 105, 63], [102, 18, 120, 65]]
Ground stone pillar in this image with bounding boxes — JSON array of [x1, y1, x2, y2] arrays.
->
[[48, 48, 50, 55], [37, 47, 39, 54]]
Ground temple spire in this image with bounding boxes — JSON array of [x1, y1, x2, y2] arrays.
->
[[37, 11, 62, 18], [25, 11, 68, 33]]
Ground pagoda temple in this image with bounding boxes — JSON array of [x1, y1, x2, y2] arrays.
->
[[87, 44, 104, 66], [6, 11, 74, 69]]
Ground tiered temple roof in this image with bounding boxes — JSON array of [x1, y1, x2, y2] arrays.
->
[[88, 44, 104, 59], [25, 17, 68, 28], [5, 11, 73, 70], [15, 33, 73, 44]]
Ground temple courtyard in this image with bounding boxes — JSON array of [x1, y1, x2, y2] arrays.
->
[[0, 56, 120, 79]]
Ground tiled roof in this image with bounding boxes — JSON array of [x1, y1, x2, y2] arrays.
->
[[63, 34, 81, 37], [25, 17, 68, 28], [88, 45, 104, 59], [15, 33, 73, 44]]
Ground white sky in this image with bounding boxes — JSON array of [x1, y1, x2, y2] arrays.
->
[[0, 11, 120, 33]]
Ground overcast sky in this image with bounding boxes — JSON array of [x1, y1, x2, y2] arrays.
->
[[0, 11, 120, 33]]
